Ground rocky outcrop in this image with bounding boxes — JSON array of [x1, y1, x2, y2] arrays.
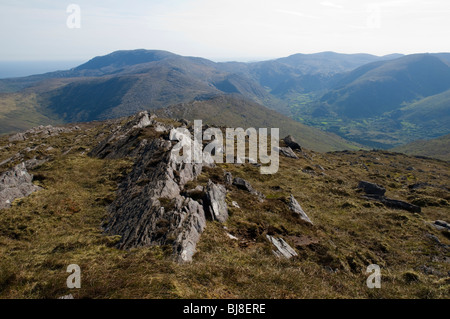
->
[[89, 112, 157, 159], [288, 194, 313, 225], [204, 180, 228, 223], [266, 235, 298, 259], [132, 112, 154, 129], [0, 163, 41, 209], [283, 135, 302, 151], [91, 114, 209, 262], [8, 125, 80, 142], [102, 135, 205, 262]]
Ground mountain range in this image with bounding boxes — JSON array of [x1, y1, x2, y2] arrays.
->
[[0, 50, 449, 300], [0, 49, 449, 156]]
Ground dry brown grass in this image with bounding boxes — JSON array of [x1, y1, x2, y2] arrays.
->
[[0, 121, 449, 299]]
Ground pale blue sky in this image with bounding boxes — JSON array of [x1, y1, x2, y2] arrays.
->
[[1, 0, 450, 61]]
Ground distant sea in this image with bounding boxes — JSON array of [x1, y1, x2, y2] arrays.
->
[[0, 61, 85, 79]]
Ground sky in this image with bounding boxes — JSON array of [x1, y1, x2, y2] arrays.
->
[[1, 0, 450, 62]]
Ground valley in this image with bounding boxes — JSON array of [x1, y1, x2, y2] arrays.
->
[[0, 50, 448, 159]]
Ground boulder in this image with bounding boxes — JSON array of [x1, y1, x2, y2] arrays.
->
[[288, 194, 313, 225], [283, 135, 302, 151], [132, 111, 154, 129], [358, 181, 386, 197], [204, 180, 228, 223]]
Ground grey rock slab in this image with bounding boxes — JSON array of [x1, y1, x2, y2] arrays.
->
[[0, 163, 41, 209], [205, 180, 228, 223], [266, 235, 298, 259], [288, 194, 313, 225]]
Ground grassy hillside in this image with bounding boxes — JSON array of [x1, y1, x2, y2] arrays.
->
[[156, 95, 361, 152], [321, 54, 450, 118], [398, 89, 450, 136], [392, 134, 450, 161], [0, 116, 448, 299], [0, 92, 61, 135]]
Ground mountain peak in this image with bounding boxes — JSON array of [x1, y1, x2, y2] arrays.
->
[[74, 49, 178, 71]]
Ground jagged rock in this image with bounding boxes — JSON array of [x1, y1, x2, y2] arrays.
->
[[93, 115, 206, 262], [266, 235, 298, 259], [58, 294, 74, 299], [358, 181, 386, 196], [204, 180, 228, 223], [433, 220, 450, 231], [132, 111, 154, 129], [232, 177, 265, 200], [175, 198, 207, 262], [89, 113, 161, 159], [283, 135, 302, 151], [288, 194, 313, 225], [0, 163, 41, 209], [275, 146, 299, 159], [8, 132, 26, 142], [9, 125, 78, 143]]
